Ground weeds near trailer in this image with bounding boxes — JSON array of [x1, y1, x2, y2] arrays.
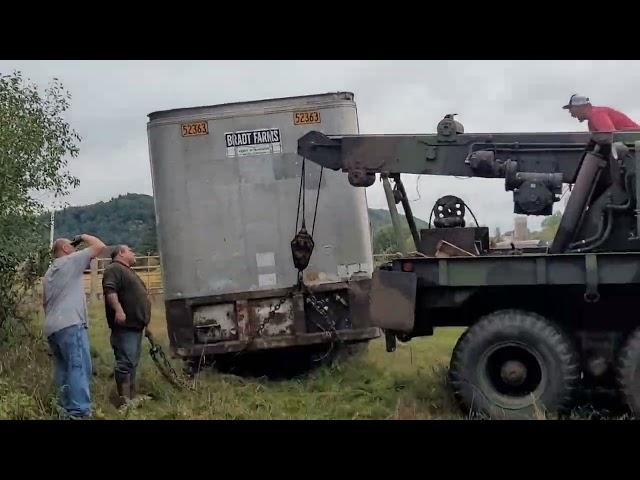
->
[[0, 301, 468, 420], [0, 301, 633, 420]]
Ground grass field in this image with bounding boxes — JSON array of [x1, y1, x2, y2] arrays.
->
[[0, 300, 467, 420]]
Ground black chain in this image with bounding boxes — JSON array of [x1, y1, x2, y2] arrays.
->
[[302, 285, 344, 362], [146, 331, 194, 390], [295, 158, 307, 232], [258, 295, 289, 337], [234, 294, 291, 357], [312, 166, 324, 236]]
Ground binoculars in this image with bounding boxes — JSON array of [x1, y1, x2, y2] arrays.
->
[[70, 235, 83, 247]]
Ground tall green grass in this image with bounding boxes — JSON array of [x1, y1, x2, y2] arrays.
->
[[0, 301, 465, 419]]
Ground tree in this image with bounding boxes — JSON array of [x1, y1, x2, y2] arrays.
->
[[530, 211, 562, 242], [0, 71, 80, 335], [46, 193, 159, 254], [373, 224, 415, 254]]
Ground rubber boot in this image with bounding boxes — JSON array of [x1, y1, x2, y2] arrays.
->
[[130, 374, 137, 400], [129, 372, 151, 406], [115, 374, 132, 408]]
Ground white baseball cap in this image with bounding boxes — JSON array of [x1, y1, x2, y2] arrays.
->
[[562, 94, 590, 109]]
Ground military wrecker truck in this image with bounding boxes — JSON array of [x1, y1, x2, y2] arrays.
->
[[297, 114, 640, 418]]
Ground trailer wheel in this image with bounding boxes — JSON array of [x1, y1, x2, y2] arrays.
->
[[449, 309, 580, 419], [617, 328, 640, 417]]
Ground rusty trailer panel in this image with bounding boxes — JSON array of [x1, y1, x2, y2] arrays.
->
[[165, 279, 380, 358]]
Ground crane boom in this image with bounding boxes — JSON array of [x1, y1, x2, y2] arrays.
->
[[297, 115, 640, 254]]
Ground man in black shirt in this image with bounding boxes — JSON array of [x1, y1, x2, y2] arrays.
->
[[102, 245, 151, 406]]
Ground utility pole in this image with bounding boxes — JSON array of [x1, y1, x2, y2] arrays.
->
[[49, 209, 55, 248]]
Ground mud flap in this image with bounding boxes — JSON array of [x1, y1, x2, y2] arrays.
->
[[369, 269, 417, 333]]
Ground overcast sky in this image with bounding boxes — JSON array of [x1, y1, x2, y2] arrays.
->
[[2, 60, 640, 233]]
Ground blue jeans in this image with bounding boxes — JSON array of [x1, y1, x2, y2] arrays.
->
[[47, 324, 92, 418], [110, 328, 143, 385]]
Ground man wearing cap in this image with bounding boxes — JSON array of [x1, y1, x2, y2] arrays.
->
[[563, 94, 640, 132]]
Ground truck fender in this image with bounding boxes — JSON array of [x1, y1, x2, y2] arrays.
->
[[369, 269, 417, 333]]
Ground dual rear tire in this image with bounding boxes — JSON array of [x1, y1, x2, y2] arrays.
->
[[617, 328, 640, 416], [450, 309, 640, 418]]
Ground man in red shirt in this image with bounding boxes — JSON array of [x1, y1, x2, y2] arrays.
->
[[563, 94, 640, 132]]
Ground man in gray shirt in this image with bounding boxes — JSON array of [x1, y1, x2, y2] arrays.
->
[[43, 234, 105, 419]]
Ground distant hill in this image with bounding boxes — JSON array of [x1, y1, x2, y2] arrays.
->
[[45, 193, 158, 254], [44, 194, 430, 255], [368, 208, 430, 233]]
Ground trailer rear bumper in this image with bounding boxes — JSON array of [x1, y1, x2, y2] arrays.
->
[[164, 279, 380, 358], [173, 327, 380, 357]]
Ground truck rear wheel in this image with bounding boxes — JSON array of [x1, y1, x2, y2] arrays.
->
[[617, 328, 640, 417], [449, 309, 580, 419]]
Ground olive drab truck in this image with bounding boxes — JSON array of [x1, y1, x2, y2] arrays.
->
[[298, 114, 640, 418]]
